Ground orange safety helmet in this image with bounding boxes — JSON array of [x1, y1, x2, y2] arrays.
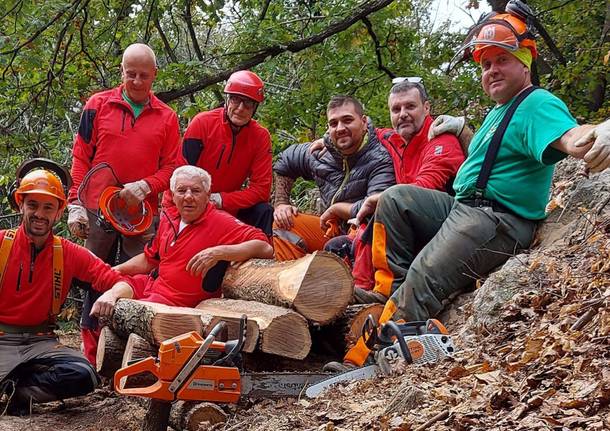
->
[[14, 169, 68, 210], [98, 186, 153, 236], [224, 70, 265, 103], [465, 13, 538, 63]]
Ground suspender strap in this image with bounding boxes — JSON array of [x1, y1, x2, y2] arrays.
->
[[51, 236, 64, 316], [0, 229, 17, 289], [474, 86, 539, 197]]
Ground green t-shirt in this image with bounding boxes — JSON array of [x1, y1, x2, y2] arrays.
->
[[122, 90, 145, 118], [453, 89, 577, 220]]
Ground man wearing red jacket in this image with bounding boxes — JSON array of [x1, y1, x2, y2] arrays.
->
[[105, 165, 273, 307], [0, 167, 131, 415], [66, 43, 181, 363], [178, 70, 273, 236]]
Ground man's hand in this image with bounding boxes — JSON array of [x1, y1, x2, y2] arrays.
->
[[89, 290, 118, 318], [319, 205, 339, 230], [274, 204, 299, 230], [356, 193, 380, 224], [308, 138, 327, 158], [186, 247, 223, 278], [428, 115, 465, 140], [574, 119, 610, 173], [119, 180, 151, 206], [209, 193, 222, 209], [67, 204, 89, 240]]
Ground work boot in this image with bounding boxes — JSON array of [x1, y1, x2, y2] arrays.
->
[[322, 361, 357, 373], [353, 287, 387, 304]]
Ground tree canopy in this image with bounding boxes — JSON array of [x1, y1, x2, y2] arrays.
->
[[0, 0, 608, 209]]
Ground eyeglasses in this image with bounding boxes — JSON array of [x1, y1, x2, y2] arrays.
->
[[392, 76, 423, 85], [227, 94, 257, 109]]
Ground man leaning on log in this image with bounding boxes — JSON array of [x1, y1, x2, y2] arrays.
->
[[91, 165, 274, 313]]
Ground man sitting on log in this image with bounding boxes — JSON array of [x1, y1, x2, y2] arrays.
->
[[0, 164, 132, 415], [333, 11, 610, 372], [272, 95, 396, 261], [94, 165, 274, 310]]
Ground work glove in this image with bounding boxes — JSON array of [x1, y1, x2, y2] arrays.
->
[[209, 192, 223, 209], [68, 204, 89, 240], [428, 115, 465, 140], [574, 119, 610, 173], [119, 180, 151, 206]]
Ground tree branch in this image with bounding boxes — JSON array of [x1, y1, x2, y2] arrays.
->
[[154, 16, 178, 62], [259, 0, 272, 21], [184, 0, 204, 61], [156, 0, 395, 102], [361, 16, 395, 79]]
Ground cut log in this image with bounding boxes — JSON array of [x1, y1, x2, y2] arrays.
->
[[109, 299, 258, 351], [313, 303, 385, 356], [96, 326, 126, 379], [169, 401, 227, 431], [197, 298, 312, 360], [119, 333, 158, 389], [222, 251, 353, 325]]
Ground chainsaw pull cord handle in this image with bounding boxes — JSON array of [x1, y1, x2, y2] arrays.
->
[[362, 314, 379, 350], [214, 315, 247, 367], [380, 321, 413, 364]]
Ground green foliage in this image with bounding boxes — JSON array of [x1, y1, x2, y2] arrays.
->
[[0, 0, 606, 215]]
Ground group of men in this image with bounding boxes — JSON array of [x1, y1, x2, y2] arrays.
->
[[2, 5, 610, 413]]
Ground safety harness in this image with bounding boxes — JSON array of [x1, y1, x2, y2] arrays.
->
[[0, 229, 64, 321]]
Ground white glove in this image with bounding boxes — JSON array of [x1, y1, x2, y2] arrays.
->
[[119, 180, 151, 206], [67, 204, 89, 239], [210, 193, 222, 209], [574, 119, 610, 173], [428, 115, 465, 140]]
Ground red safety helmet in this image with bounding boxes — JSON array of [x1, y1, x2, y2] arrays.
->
[[459, 13, 538, 64], [14, 169, 68, 210], [224, 70, 265, 103], [98, 186, 153, 236]]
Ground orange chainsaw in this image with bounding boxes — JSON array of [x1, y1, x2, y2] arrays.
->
[[114, 316, 330, 403]]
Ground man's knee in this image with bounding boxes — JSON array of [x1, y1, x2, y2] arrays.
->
[[17, 357, 99, 403]]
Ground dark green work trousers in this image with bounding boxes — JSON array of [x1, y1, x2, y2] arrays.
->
[[375, 184, 538, 321]]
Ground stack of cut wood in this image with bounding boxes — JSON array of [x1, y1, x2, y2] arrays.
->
[[97, 251, 375, 430]]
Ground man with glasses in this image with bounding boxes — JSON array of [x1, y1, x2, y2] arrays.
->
[[177, 70, 274, 237], [103, 166, 273, 308], [66, 43, 181, 365]]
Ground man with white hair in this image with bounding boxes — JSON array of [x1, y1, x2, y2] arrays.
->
[[93, 165, 273, 308], [66, 43, 181, 364]]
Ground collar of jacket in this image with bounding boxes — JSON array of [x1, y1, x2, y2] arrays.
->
[[16, 223, 54, 251], [324, 118, 378, 165]]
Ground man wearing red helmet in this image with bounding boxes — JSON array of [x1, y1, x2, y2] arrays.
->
[[66, 43, 181, 365], [335, 10, 610, 371], [0, 165, 132, 414], [177, 70, 273, 237]]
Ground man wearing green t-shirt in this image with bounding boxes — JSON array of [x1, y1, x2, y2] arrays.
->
[[338, 12, 610, 369], [66, 43, 181, 365]]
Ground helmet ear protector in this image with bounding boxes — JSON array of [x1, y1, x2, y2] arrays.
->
[[9, 158, 72, 211], [98, 186, 153, 236]]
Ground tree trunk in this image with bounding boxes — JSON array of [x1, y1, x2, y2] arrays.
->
[[142, 399, 171, 431], [96, 326, 126, 379], [197, 298, 312, 360], [169, 401, 227, 431], [222, 251, 353, 325], [110, 299, 259, 352]]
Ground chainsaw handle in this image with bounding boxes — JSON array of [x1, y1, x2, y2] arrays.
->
[[214, 315, 247, 367], [208, 320, 227, 339], [362, 314, 379, 350], [380, 321, 412, 363]]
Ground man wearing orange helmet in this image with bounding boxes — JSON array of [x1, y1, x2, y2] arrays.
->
[[0, 164, 132, 414], [336, 6, 610, 371], [176, 70, 273, 236], [66, 43, 181, 364]]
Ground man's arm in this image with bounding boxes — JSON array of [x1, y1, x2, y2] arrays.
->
[[186, 240, 273, 277], [89, 281, 134, 318], [552, 120, 610, 172], [114, 252, 157, 275], [273, 173, 299, 230], [319, 202, 353, 230], [69, 96, 100, 203]]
